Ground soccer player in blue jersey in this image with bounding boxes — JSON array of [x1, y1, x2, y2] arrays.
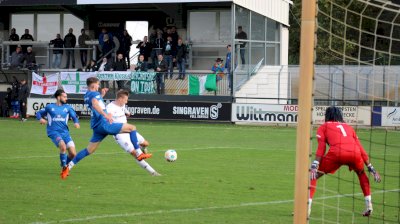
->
[[61, 77, 151, 179], [36, 89, 80, 176]]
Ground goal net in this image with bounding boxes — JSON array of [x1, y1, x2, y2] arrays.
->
[[303, 0, 400, 223]]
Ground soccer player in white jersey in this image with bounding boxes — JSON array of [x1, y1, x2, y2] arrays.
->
[[106, 89, 161, 176]]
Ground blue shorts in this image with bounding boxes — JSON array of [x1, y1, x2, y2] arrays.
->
[[48, 132, 73, 148], [90, 121, 123, 143]]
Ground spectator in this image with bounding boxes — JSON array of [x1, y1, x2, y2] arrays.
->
[[18, 78, 29, 122], [5, 87, 12, 116], [211, 58, 225, 81], [155, 54, 167, 95], [121, 30, 133, 67], [133, 54, 148, 72], [86, 59, 98, 72], [175, 38, 187, 80], [10, 47, 24, 70], [49, 34, 64, 69], [24, 46, 37, 70], [98, 28, 113, 53], [20, 29, 34, 53], [101, 34, 114, 59], [113, 53, 128, 90], [162, 27, 169, 40], [235, 26, 247, 65], [10, 76, 20, 118], [163, 36, 176, 79], [1, 99, 8, 117], [98, 57, 111, 89], [9, 28, 19, 55], [152, 31, 165, 69], [170, 26, 179, 46], [78, 28, 90, 68], [225, 44, 232, 89], [64, 28, 77, 69], [136, 36, 151, 62], [149, 29, 157, 48], [112, 35, 120, 59]]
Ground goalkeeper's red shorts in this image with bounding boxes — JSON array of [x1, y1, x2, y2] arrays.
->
[[318, 151, 364, 174]]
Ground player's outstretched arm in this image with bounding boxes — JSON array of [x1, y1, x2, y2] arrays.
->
[[68, 106, 80, 129], [91, 98, 113, 123], [36, 108, 47, 125]]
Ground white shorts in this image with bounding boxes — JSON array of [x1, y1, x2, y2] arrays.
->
[[113, 132, 145, 153]]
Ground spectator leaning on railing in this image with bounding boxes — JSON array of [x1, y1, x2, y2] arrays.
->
[[24, 46, 37, 70], [133, 54, 148, 72], [113, 53, 128, 90], [175, 38, 187, 80], [64, 28, 77, 69], [78, 28, 90, 68], [10, 46, 24, 70], [9, 28, 19, 55], [49, 34, 64, 69], [20, 28, 34, 53], [155, 54, 167, 95]]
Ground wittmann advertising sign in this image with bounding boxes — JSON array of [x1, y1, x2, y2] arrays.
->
[[28, 98, 231, 121], [232, 104, 298, 123], [232, 104, 371, 125]]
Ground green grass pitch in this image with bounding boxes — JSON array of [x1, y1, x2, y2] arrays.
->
[[0, 118, 398, 223]]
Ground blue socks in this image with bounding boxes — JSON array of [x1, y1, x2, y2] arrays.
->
[[66, 156, 72, 165], [129, 130, 140, 150], [71, 148, 90, 165], [60, 153, 67, 167]]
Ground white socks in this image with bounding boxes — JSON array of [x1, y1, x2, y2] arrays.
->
[[135, 159, 156, 175]]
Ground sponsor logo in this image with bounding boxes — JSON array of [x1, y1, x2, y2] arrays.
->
[[52, 114, 66, 122], [235, 105, 297, 122], [128, 106, 161, 115], [172, 103, 222, 119]]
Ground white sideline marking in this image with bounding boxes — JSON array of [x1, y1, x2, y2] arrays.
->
[[30, 189, 399, 224]]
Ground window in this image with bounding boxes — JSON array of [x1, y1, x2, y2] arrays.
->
[[11, 14, 34, 38], [63, 13, 84, 42], [37, 14, 60, 41]]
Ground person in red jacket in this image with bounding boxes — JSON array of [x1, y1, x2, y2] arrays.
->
[[308, 106, 381, 217]]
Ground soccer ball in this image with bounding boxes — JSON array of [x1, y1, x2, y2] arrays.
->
[[165, 149, 177, 162]]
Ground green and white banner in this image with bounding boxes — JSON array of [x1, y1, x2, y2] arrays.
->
[[59, 71, 156, 94], [130, 72, 156, 94], [60, 72, 96, 94]]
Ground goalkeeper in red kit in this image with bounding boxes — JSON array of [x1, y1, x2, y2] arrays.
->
[[308, 106, 381, 217]]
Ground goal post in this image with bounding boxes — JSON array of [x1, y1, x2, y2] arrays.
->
[[293, 0, 317, 223]]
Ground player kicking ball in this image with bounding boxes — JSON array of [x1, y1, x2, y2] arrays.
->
[[61, 77, 151, 179], [106, 90, 161, 176], [36, 89, 80, 175], [308, 106, 381, 217]]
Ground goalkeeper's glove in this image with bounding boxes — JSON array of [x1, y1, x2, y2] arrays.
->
[[310, 160, 319, 180], [367, 163, 381, 183]]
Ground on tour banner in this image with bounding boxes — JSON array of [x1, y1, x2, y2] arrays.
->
[[28, 98, 231, 121], [232, 104, 371, 125]]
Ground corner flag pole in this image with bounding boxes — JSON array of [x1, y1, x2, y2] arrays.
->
[[293, 0, 317, 223]]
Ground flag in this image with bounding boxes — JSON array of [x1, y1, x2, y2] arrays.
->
[[188, 74, 217, 95], [60, 72, 96, 94], [31, 72, 59, 95]]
